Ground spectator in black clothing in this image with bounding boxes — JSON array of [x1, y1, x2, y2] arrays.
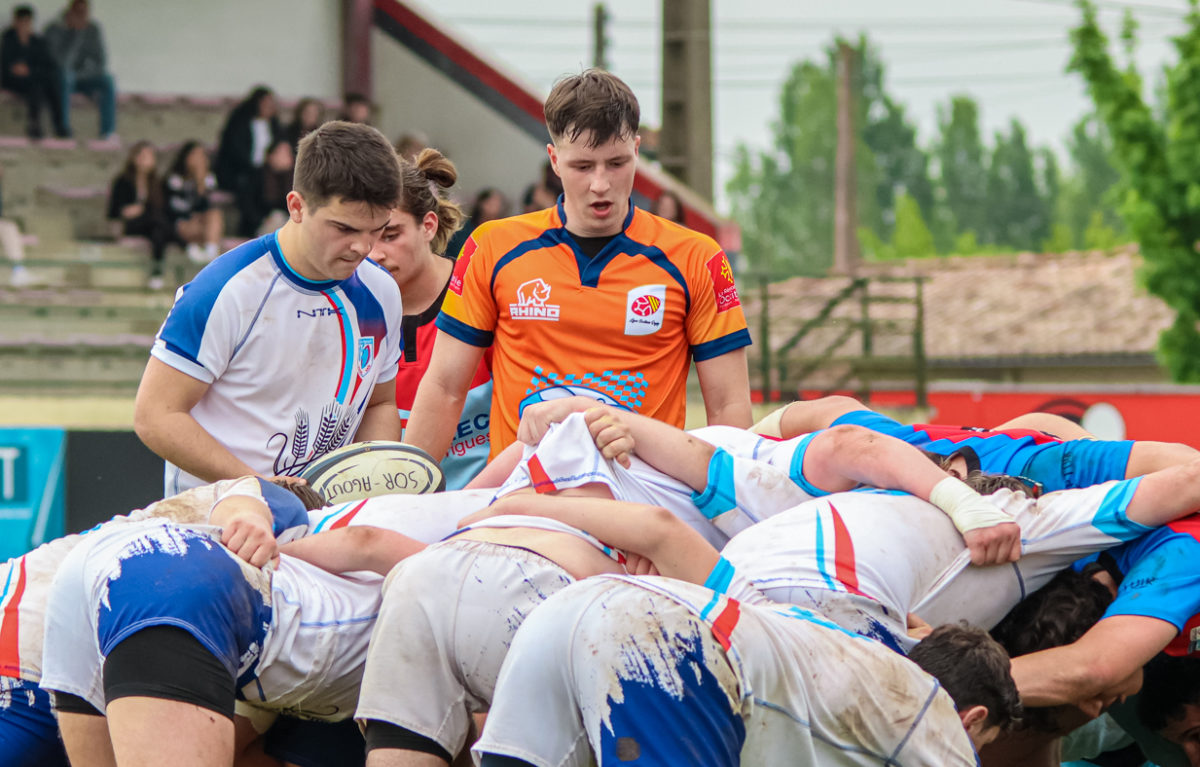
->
[[215, 85, 280, 237], [338, 92, 372, 124], [285, 97, 324, 154], [254, 138, 294, 235], [445, 187, 508, 257], [0, 5, 65, 138], [164, 140, 223, 263], [108, 141, 171, 289]]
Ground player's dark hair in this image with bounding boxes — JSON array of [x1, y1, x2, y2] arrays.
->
[[1139, 654, 1200, 733], [293, 121, 401, 211], [268, 479, 327, 511], [544, 69, 640, 147], [398, 148, 465, 256], [989, 569, 1113, 733], [908, 623, 1023, 731], [926, 451, 1033, 496], [13, 5, 33, 20]]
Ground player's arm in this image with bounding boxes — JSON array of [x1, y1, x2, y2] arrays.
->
[[460, 493, 720, 584], [465, 441, 524, 489], [133, 357, 258, 482], [1124, 458, 1200, 526], [801, 424, 1021, 565], [353, 379, 403, 442], [695, 348, 752, 428], [992, 412, 1094, 439], [751, 395, 870, 438], [279, 526, 426, 576], [403, 331, 486, 462], [209, 493, 278, 567], [1009, 614, 1176, 708]]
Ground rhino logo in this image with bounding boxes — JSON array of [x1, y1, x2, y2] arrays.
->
[[510, 278, 560, 320]]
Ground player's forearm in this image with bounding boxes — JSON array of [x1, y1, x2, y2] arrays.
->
[[703, 397, 752, 430], [135, 411, 257, 482], [1009, 651, 1110, 708], [403, 385, 466, 462], [809, 425, 943, 497], [280, 527, 425, 576], [353, 400, 402, 443], [487, 494, 719, 582]]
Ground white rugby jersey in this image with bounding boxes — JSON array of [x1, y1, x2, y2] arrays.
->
[[153, 232, 404, 494], [493, 414, 819, 547], [720, 479, 1154, 643], [0, 477, 307, 685]]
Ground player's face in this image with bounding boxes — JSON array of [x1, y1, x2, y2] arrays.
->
[[289, 193, 392, 282], [548, 129, 640, 238], [1159, 704, 1200, 765], [369, 209, 438, 286]]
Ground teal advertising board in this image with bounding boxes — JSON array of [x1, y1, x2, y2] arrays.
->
[[0, 428, 66, 559]]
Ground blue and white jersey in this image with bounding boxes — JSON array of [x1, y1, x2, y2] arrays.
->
[[152, 232, 404, 494], [717, 479, 1154, 649]]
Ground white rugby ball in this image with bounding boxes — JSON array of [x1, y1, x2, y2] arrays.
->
[[301, 441, 445, 503]]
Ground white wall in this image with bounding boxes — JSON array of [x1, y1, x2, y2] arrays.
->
[[371, 26, 549, 208], [21, 0, 342, 99]]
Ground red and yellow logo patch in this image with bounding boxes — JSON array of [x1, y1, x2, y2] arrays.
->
[[706, 251, 741, 312]]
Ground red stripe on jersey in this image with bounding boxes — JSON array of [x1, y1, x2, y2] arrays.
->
[[911, 423, 1061, 445], [330, 499, 370, 529], [1165, 612, 1200, 657], [324, 291, 360, 402], [1166, 514, 1200, 543], [0, 560, 27, 677], [709, 599, 741, 651], [830, 504, 866, 597], [527, 455, 557, 494]]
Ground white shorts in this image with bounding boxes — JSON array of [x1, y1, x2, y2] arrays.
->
[[355, 538, 575, 755], [475, 576, 978, 767]]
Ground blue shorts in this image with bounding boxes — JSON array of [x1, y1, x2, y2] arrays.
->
[[1023, 439, 1134, 493], [96, 529, 271, 683], [0, 677, 68, 767]]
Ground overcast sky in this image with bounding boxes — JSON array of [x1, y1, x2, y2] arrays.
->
[[417, 0, 1189, 211]]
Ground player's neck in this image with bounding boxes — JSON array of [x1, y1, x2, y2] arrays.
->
[[399, 252, 454, 315]]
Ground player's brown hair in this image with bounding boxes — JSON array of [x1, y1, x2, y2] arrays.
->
[[268, 478, 327, 511], [908, 623, 1023, 731], [989, 569, 1113, 732], [398, 148, 466, 256], [294, 121, 401, 211], [544, 69, 640, 147]]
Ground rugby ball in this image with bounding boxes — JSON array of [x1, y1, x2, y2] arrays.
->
[[301, 441, 445, 503]]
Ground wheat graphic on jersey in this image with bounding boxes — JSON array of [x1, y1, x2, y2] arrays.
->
[[270, 403, 356, 476]]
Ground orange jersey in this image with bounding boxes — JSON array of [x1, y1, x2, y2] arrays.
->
[[438, 202, 751, 457]]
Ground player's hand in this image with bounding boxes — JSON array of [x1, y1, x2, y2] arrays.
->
[[962, 521, 1022, 566], [906, 612, 933, 641], [516, 397, 597, 446], [222, 512, 278, 568], [267, 474, 308, 487], [584, 407, 633, 468], [623, 552, 659, 576]]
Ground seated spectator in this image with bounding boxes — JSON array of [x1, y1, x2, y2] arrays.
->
[[0, 5, 65, 138], [445, 186, 508, 258], [284, 97, 324, 154], [44, 0, 115, 139], [338, 92, 372, 124], [163, 140, 222, 263], [108, 141, 170, 289], [215, 85, 280, 237], [652, 189, 686, 224], [254, 138, 293, 236]]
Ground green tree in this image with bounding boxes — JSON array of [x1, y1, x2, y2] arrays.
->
[[891, 193, 936, 258], [1069, 1, 1200, 379], [933, 96, 989, 246], [985, 119, 1052, 250]]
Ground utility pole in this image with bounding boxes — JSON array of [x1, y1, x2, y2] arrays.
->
[[593, 3, 609, 70], [661, 0, 714, 200], [833, 41, 859, 275]]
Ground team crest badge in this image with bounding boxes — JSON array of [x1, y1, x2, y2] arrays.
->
[[357, 338, 375, 376], [625, 285, 666, 335], [706, 251, 741, 312]]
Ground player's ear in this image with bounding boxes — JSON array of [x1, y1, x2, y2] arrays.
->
[[546, 143, 559, 175], [286, 191, 306, 224], [959, 704, 990, 737]]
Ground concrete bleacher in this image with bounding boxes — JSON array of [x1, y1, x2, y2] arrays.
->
[[0, 92, 253, 397]]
